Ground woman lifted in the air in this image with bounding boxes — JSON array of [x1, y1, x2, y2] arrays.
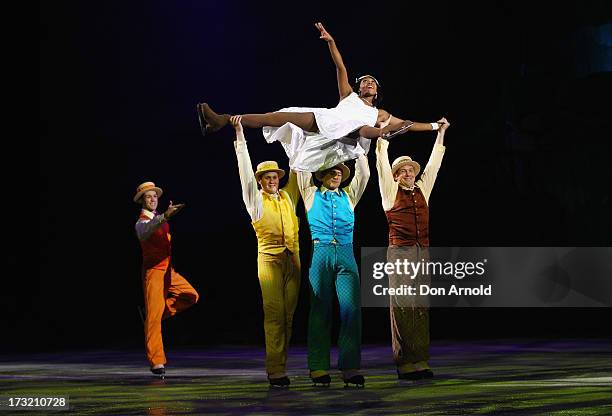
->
[[197, 22, 445, 172]]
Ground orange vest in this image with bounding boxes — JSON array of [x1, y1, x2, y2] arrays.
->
[[139, 213, 171, 270], [252, 190, 299, 254]]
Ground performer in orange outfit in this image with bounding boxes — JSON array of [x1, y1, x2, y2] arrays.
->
[[133, 182, 199, 377]]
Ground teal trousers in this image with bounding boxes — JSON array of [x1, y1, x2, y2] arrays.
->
[[308, 242, 361, 371]]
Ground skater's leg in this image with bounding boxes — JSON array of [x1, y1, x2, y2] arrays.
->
[[197, 103, 230, 134], [142, 268, 167, 368], [241, 112, 318, 132], [258, 252, 289, 377], [198, 101, 319, 135], [308, 245, 334, 373], [163, 268, 199, 319], [335, 245, 361, 372]]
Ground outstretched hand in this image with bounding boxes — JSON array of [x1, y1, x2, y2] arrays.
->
[[230, 115, 243, 134], [315, 22, 334, 43], [164, 200, 185, 220]]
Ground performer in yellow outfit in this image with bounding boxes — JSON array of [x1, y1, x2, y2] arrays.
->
[[134, 182, 199, 377], [231, 116, 301, 387]]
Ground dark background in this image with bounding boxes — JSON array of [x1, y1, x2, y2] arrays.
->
[[31, 1, 611, 353]]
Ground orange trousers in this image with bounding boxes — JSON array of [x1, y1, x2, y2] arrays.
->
[[142, 266, 199, 367]]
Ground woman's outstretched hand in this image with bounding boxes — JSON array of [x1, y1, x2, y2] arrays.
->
[[315, 22, 334, 43]]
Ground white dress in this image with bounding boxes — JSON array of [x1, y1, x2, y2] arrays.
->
[[262, 92, 378, 172]]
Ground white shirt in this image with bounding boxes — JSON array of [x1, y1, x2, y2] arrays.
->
[[234, 131, 299, 221], [375, 138, 445, 212]]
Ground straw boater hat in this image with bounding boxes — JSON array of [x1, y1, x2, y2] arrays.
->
[[391, 156, 421, 177], [133, 181, 163, 203], [315, 163, 351, 183], [255, 161, 285, 181]]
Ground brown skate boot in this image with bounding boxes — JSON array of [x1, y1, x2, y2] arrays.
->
[[196, 103, 230, 136]]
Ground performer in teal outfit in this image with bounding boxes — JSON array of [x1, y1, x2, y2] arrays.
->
[[297, 155, 369, 387]]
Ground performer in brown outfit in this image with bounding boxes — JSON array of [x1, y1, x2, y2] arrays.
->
[[375, 118, 450, 380]]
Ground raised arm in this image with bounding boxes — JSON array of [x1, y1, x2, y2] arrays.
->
[[345, 154, 370, 208], [434, 117, 449, 146], [232, 116, 263, 221], [282, 170, 301, 210], [375, 138, 399, 211], [418, 118, 450, 203], [315, 22, 352, 100], [296, 170, 318, 211]]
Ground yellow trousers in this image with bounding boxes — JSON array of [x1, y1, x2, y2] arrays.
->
[[257, 250, 300, 376], [143, 266, 199, 367]]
